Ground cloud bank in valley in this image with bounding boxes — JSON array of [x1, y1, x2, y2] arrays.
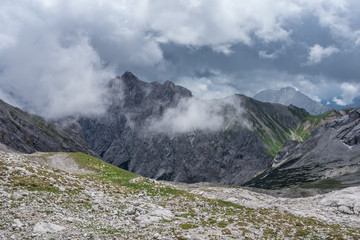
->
[[0, 0, 360, 119]]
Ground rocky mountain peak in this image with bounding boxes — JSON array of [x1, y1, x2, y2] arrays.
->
[[78, 73, 308, 186], [106, 72, 192, 110], [147, 80, 192, 104], [107, 72, 148, 94], [254, 86, 332, 115], [163, 80, 175, 88], [122, 71, 137, 80], [120, 71, 147, 91]]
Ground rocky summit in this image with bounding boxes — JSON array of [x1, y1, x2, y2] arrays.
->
[[78, 72, 306, 186], [254, 87, 332, 115], [1, 151, 360, 239]]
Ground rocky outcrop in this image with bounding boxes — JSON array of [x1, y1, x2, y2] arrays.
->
[[190, 185, 360, 228], [78, 72, 304, 185], [245, 108, 360, 189], [0, 99, 91, 154], [254, 87, 332, 115]]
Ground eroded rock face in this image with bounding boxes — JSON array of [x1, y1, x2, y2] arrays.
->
[[78, 72, 303, 185], [320, 187, 360, 216], [246, 108, 360, 189], [0, 99, 91, 155]]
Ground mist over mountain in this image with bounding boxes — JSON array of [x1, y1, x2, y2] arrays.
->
[[1, 71, 360, 192], [2, 1, 360, 238], [77, 72, 306, 185], [254, 87, 332, 115]]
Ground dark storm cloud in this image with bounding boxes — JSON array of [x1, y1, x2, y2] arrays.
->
[[0, 0, 360, 118]]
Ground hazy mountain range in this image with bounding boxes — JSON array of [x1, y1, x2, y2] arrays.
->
[[254, 87, 333, 115]]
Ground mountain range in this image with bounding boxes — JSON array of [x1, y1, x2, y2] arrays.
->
[[78, 72, 307, 186], [1, 72, 360, 192], [2, 71, 360, 239]]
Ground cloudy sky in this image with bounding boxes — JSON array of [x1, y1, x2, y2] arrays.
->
[[1, 0, 360, 118]]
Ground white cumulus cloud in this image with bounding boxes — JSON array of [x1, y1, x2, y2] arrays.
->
[[306, 44, 340, 65], [332, 82, 360, 106]]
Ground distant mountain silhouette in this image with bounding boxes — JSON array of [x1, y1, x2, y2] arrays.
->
[[254, 87, 332, 115]]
